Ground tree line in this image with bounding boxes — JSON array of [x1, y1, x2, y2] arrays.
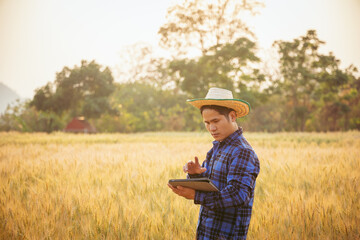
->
[[1, 0, 359, 133]]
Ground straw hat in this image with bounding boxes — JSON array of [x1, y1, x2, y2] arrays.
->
[[187, 88, 250, 118]]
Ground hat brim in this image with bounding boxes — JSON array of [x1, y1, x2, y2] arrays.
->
[[187, 98, 250, 118]]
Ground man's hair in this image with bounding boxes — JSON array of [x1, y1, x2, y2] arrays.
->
[[200, 105, 235, 121]]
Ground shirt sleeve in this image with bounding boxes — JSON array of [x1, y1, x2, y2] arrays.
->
[[193, 148, 260, 209], [187, 173, 203, 179]]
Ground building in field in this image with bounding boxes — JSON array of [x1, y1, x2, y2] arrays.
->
[[64, 117, 96, 133]]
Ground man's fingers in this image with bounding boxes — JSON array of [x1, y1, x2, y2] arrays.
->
[[168, 185, 185, 197], [185, 158, 203, 174], [183, 164, 188, 173], [168, 184, 180, 193], [194, 156, 199, 165], [184, 160, 195, 173], [168, 184, 183, 192]]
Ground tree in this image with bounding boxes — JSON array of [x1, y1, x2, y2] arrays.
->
[[274, 30, 360, 131], [169, 37, 262, 97], [310, 64, 360, 131], [158, 0, 263, 56], [273, 30, 327, 131], [0, 99, 65, 132], [116, 43, 175, 90], [116, 43, 154, 83], [109, 82, 199, 132], [31, 60, 116, 132]]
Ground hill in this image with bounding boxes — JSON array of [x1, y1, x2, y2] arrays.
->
[[0, 82, 20, 113]]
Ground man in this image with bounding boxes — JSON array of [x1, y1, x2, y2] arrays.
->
[[168, 87, 260, 240]]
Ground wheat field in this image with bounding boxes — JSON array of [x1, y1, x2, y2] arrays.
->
[[0, 131, 359, 239]]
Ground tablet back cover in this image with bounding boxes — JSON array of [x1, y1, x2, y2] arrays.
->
[[168, 178, 219, 192]]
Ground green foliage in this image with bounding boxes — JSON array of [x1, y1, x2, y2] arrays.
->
[[309, 65, 360, 131], [31, 60, 115, 120], [273, 30, 324, 131], [271, 30, 360, 132], [94, 82, 203, 133], [169, 37, 261, 97], [1, 28, 359, 132], [0, 100, 67, 132], [26, 60, 116, 132]]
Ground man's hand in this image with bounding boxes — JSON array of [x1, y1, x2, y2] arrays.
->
[[183, 156, 207, 175], [168, 184, 195, 200]]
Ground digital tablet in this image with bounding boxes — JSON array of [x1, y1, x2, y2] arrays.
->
[[168, 178, 219, 192]]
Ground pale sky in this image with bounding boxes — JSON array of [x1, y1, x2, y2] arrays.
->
[[0, 0, 359, 98]]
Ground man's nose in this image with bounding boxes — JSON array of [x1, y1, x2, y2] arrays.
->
[[210, 124, 217, 131]]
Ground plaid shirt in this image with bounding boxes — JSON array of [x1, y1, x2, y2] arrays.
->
[[188, 128, 260, 240]]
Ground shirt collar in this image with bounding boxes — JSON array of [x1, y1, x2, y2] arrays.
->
[[212, 127, 243, 146]]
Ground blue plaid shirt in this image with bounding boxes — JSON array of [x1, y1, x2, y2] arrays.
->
[[188, 128, 260, 240]]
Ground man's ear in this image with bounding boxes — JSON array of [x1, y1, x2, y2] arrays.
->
[[229, 111, 237, 122]]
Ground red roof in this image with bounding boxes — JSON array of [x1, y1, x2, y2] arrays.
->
[[64, 117, 96, 133]]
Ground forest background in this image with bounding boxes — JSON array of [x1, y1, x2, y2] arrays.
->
[[1, 0, 359, 133]]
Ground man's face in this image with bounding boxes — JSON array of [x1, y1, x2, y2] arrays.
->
[[202, 108, 236, 142]]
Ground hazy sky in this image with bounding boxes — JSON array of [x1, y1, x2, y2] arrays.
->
[[1, 0, 359, 98]]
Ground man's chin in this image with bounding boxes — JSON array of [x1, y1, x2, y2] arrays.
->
[[212, 135, 223, 141]]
